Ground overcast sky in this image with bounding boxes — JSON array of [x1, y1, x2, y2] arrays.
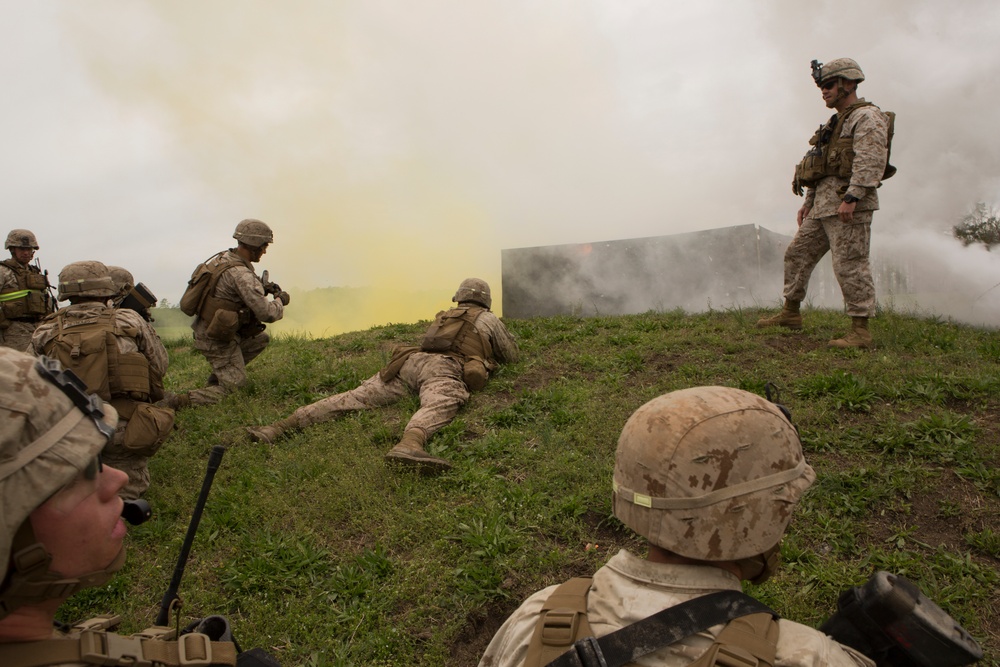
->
[[3, 1, 1000, 332]]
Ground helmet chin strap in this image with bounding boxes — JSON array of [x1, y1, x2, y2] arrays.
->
[[0, 521, 126, 620]]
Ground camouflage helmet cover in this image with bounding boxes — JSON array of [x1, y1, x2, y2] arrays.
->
[[232, 219, 274, 248], [613, 386, 816, 561], [5, 229, 39, 250], [107, 266, 135, 296], [0, 349, 118, 610], [58, 261, 117, 300], [815, 58, 865, 86], [452, 278, 492, 309]]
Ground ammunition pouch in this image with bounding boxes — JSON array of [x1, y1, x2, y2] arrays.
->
[[462, 357, 490, 391], [380, 345, 419, 382], [122, 402, 175, 456], [205, 301, 241, 341]]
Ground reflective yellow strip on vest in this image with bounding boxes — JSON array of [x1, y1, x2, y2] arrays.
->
[[0, 289, 34, 302]]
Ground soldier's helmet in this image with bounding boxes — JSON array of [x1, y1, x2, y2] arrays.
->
[[107, 266, 135, 299], [613, 386, 815, 562], [452, 278, 492, 309], [233, 219, 274, 248], [5, 229, 39, 250], [816, 58, 865, 86], [0, 349, 120, 619], [58, 261, 117, 301]]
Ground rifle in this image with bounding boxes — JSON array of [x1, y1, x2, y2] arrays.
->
[[155, 445, 226, 626], [33, 258, 58, 313], [820, 571, 983, 667], [260, 270, 281, 297], [118, 282, 157, 322], [260, 270, 289, 306]]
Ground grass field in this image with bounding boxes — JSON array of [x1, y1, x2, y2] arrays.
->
[[61, 307, 999, 666]]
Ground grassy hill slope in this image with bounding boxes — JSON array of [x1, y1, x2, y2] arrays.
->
[[62, 307, 999, 666]]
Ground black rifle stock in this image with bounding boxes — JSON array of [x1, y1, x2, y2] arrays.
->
[[155, 445, 226, 627]]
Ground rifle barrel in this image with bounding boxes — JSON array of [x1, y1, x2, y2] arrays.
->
[[155, 445, 226, 626]]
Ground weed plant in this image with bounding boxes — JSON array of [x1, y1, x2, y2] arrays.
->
[[59, 308, 1000, 666]]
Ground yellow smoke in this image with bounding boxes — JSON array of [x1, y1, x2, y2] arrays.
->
[[64, 1, 503, 336]]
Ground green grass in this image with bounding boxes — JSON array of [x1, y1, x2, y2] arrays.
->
[[60, 307, 1000, 666]]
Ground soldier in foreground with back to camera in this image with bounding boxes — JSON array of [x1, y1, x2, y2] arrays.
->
[[0, 348, 244, 666], [0, 229, 55, 352], [32, 261, 173, 500], [159, 219, 288, 410], [757, 58, 894, 348], [248, 278, 519, 473], [479, 386, 876, 667]]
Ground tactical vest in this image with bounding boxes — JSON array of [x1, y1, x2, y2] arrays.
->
[[0, 259, 53, 321], [0, 614, 237, 667], [423, 305, 496, 389], [793, 101, 896, 193], [420, 306, 491, 361], [42, 310, 153, 407], [524, 577, 779, 667], [180, 252, 261, 340]]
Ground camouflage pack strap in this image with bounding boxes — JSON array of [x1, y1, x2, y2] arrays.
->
[[523, 577, 594, 667], [687, 612, 778, 667], [544, 589, 776, 667], [0, 630, 237, 667]]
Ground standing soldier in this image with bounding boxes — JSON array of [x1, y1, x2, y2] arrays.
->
[[757, 58, 893, 348], [248, 278, 518, 474], [0, 229, 54, 351], [161, 219, 288, 409], [32, 261, 172, 499]]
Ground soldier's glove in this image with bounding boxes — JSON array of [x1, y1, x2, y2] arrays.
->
[[792, 177, 803, 197], [276, 291, 291, 306]]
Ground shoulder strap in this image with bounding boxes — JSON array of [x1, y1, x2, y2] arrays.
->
[[545, 589, 777, 667], [0, 631, 237, 667], [687, 611, 779, 667], [523, 577, 594, 667]]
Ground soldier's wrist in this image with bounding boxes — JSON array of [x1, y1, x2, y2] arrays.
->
[[843, 194, 860, 204]]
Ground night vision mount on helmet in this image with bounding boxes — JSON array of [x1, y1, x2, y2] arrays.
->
[[811, 57, 865, 86]]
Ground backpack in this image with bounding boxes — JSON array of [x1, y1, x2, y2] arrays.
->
[[43, 310, 152, 404], [179, 252, 244, 318]]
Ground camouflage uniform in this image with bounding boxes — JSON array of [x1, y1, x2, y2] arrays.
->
[[188, 250, 284, 406], [290, 310, 517, 440], [0, 261, 50, 352], [478, 549, 873, 667], [784, 100, 889, 317], [32, 303, 169, 499]]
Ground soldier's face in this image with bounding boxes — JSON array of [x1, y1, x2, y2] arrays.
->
[[29, 463, 129, 578], [11, 247, 34, 265]]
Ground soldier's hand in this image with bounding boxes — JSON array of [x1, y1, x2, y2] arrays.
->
[[838, 201, 856, 223], [796, 205, 811, 227], [276, 291, 291, 306]]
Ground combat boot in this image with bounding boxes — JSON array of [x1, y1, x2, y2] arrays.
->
[[828, 317, 873, 349], [385, 430, 453, 475], [247, 415, 302, 444], [755, 300, 803, 330], [155, 391, 190, 411]]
